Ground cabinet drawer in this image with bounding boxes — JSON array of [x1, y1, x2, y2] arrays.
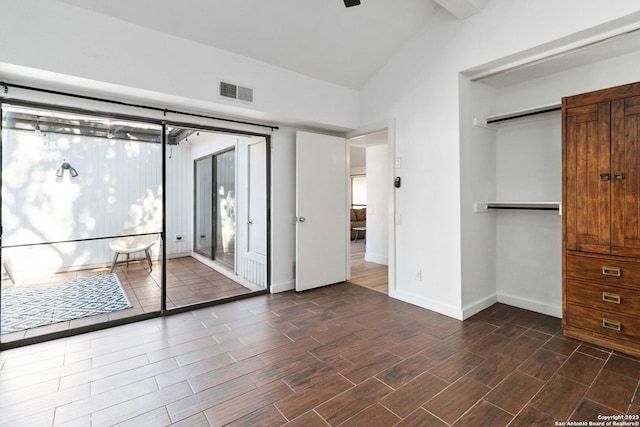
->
[[566, 303, 640, 343], [566, 279, 640, 315], [566, 252, 640, 289]]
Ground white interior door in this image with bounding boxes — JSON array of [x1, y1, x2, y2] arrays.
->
[[296, 131, 348, 291]]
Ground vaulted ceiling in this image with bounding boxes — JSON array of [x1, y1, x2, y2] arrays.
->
[[56, 0, 484, 89]]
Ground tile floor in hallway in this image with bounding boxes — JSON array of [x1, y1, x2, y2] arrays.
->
[[0, 283, 638, 426], [349, 240, 388, 295]]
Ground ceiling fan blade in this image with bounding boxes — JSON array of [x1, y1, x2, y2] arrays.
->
[[344, 0, 361, 7]]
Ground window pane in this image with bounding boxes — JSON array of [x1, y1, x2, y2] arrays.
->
[[352, 175, 367, 206]]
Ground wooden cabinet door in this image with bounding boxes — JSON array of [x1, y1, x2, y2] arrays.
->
[[564, 102, 611, 254], [611, 96, 640, 256]]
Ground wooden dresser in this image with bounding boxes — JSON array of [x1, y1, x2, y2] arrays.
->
[[562, 81, 640, 357]]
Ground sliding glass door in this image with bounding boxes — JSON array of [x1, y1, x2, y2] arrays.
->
[[0, 103, 163, 343], [194, 148, 236, 270], [1, 100, 270, 347]]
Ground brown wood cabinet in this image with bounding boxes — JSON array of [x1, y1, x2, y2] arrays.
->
[[563, 81, 640, 357]]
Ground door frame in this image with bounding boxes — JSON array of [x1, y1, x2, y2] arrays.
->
[[345, 121, 396, 295]]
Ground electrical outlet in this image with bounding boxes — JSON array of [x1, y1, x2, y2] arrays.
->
[[415, 269, 422, 281]]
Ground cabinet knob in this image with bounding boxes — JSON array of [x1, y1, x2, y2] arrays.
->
[[599, 172, 610, 181]]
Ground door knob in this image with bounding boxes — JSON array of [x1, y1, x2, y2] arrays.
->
[[298, 217, 306, 223]]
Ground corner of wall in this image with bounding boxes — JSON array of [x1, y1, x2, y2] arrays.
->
[[461, 293, 498, 320], [271, 280, 295, 293], [364, 252, 388, 266], [497, 292, 561, 318], [390, 289, 465, 320]]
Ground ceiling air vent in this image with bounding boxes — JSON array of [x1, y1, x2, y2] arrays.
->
[[219, 81, 254, 103]]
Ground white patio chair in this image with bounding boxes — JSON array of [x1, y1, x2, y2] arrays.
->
[[109, 227, 159, 273], [2, 258, 15, 285]]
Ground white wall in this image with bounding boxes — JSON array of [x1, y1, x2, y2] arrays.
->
[[0, 0, 359, 132], [2, 129, 163, 274], [365, 144, 389, 265], [360, 0, 640, 319], [493, 115, 562, 317], [350, 146, 366, 176], [270, 127, 297, 292], [459, 78, 498, 317]]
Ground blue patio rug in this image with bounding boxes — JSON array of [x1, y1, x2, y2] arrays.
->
[[1, 273, 132, 334]]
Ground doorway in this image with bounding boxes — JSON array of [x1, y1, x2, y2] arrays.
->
[[347, 130, 390, 294], [165, 128, 269, 309]]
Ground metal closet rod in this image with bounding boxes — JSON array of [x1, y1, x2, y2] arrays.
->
[[486, 206, 559, 211], [485, 104, 561, 124], [0, 81, 279, 131]]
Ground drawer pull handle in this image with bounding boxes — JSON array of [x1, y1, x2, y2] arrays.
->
[[602, 292, 621, 304], [602, 318, 621, 331], [602, 266, 621, 276]]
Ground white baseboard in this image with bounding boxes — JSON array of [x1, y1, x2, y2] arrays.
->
[[462, 293, 498, 320], [271, 280, 295, 293], [364, 252, 388, 265], [388, 290, 561, 322], [497, 292, 561, 318], [389, 289, 464, 320]]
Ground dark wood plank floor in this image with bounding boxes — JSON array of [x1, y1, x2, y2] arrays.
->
[[0, 283, 638, 426]]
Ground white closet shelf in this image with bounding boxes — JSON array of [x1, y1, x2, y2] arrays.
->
[[481, 103, 561, 125], [482, 201, 561, 212]]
